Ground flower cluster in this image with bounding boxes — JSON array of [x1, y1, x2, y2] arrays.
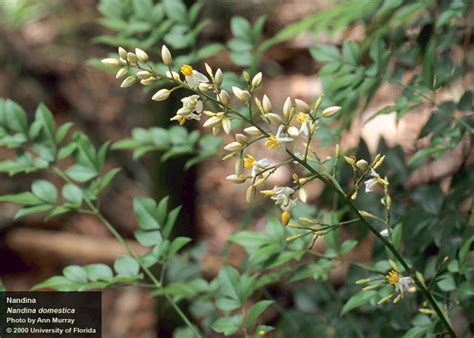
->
[[102, 45, 343, 227]]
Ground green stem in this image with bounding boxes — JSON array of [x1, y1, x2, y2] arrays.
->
[[52, 166, 202, 338]]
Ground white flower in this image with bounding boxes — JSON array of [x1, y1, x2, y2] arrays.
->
[[180, 64, 208, 89], [275, 125, 294, 143], [271, 186, 296, 211], [364, 169, 380, 193], [252, 159, 271, 177], [171, 95, 203, 125], [395, 277, 414, 295], [380, 229, 389, 237]]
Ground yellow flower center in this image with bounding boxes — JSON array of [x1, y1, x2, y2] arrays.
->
[[296, 112, 308, 124], [265, 135, 280, 149], [178, 116, 186, 125], [180, 64, 193, 76], [386, 270, 400, 285], [244, 154, 256, 169]]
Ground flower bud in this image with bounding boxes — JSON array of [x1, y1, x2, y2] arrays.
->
[[203, 116, 222, 128], [205, 63, 213, 77], [198, 82, 210, 91], [166, 71, 180, 80], [161, 45, 172, 65], [136, 71, 152, 79], [287, 126, 299, 137], [222, 118, 231, 134], [344, 155, 356, 167], [243, 70, 250, 82], [266, 113, 282, 125], [281, 211, 291, 225], [295, 99, 309, 114], [252, 72, 262, 88], [152, 89, 171, 101], [321, 106, 341, 118], [101, 58, 121, 67], [116, 68, 128, 79], [135, 48, 148, 62], [218, 90, 230, 105], [232, 86, 251, 102], [214, 68, 223, 86], [262, 95, 272, 113], [373, 155, 386, 169], [246, 185, 256, 203], [244, 126, 262, 136], [298, 188, 307, 203], [226, 174, 247, 184], [120, 76, 137, 88], [224, 141, 244, 152], [235, 158, 243, 176], [283, 97, 292, 118], [356, 159, 368, 170], [127, 52, 138, 64], [118, 47, 127, 59], [140, 78, 155, 86], [235, 133, 247, 144]]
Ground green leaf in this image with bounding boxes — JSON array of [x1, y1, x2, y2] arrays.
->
[[218, 266, 241, 303], [5, 100, 28, 134], [35, 103, 56, 142], [168, 237, 192, 257], [309, 45, 340, 63], [392, 223, 402, 250], [133, 197, 160, 230], [163, 206, 181, 238], [65, 164, 98, 182], [56, 122, 74, 143], [156, 196, 169, 225], [114, 256, 140, 277], [32, 276, 79, 291], [211, 315, 243, 336], [437, 275, 456, 291], [85, 264, 113, 282], [245, 300, 273, 329], [196, 43, 224, 60], [99, 168, 121, 190], [62, 184, 83, 205], [163, 0, 187, 24], [135, 229, 163, 247], [32, 180, 57, 204], [15, 204, 53, 219], [63, 265, 88, 284], [231, 16, 252, 39], [341, 290, 377, 315], [0, 192, 42, 205]]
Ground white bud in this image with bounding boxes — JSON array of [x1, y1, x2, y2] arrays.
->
[[298, 188, 308, 203], [136, 71, 152, 79], [244, 126, 262, 136], [287, 126, 300, 137], [251, 72, 262, 88], [116, 68, 128, 79], [218, 90, 230, 105], [152, 89, 171, 101], [127, 52, 137, 64], [283, 97, 293, 117], [135, 48, 149, 62], [198, 82, 210, 91], [322, 106, 341, 118], [262, 95, 272, 113], [140, 78, 155, 86], [356, 159, 368, 170], [214, 69, 223, 86], [222, 118, 232, 134], [235, 158, 244, 176], [118, 47, 127, 59], [235, 133, 247, 144], [224, 141, 244, 152], [246, 185, 256, 203], [266, 113, 282, 125], [295, 99, 309, 114], [232, 86, 251, 102], [226, 174, 247, 184], [380, 229, 389, 237], [166, 71, 180, 80], [101, 58, 121, 67], [203, 116, 222, 128], [161, 45, 172, 65], [205, 63, 213, 77], [120, 76, 137, 88]]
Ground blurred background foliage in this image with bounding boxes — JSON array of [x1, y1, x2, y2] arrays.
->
[[0, 0, 472, 337]]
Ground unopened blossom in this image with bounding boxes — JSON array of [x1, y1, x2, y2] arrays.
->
[[180, 64, 208, 89], [171, 95, 203, 125], [380, 229, 389, 237]]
